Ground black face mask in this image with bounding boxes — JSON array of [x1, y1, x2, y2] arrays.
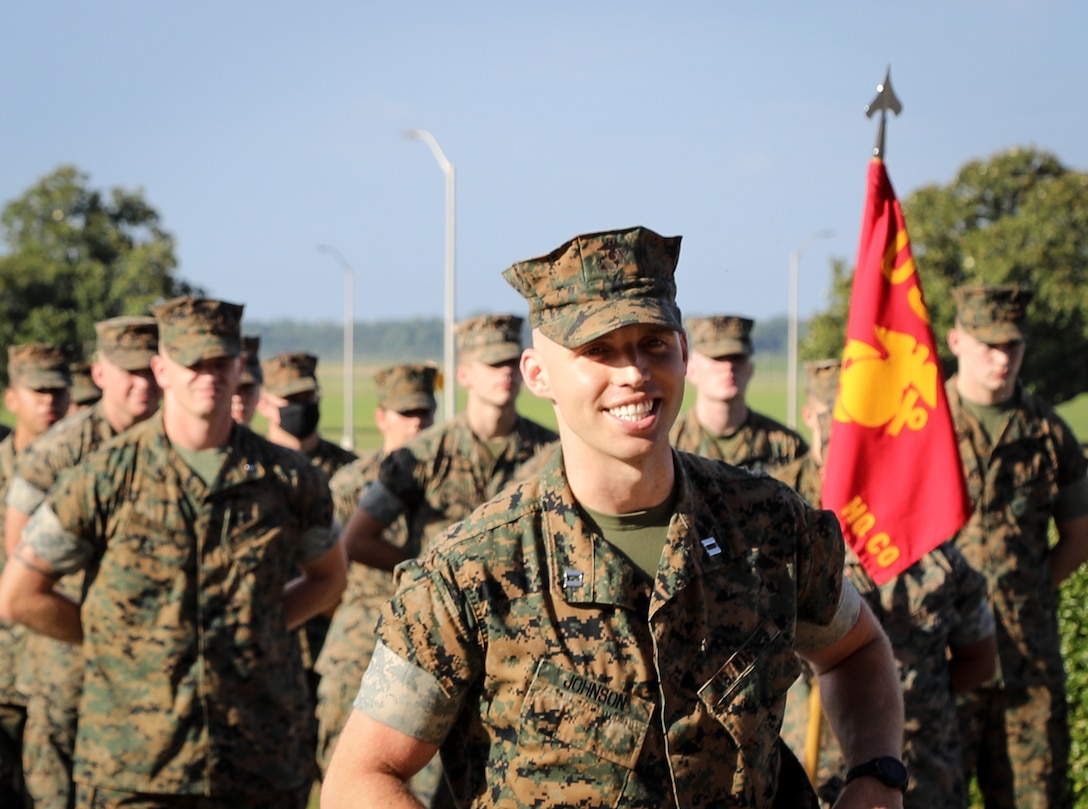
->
[[278, 401, 320, 439]]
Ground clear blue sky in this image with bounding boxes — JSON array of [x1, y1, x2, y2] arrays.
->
[[4, 2, 1085, 328]]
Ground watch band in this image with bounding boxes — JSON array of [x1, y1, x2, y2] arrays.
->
[[844, 756, 909, 793]]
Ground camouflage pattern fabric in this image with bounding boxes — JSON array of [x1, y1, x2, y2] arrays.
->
[[7, 344, 71, 389], [956, 684, 1069, 809], [946, 377, 1087, 807], [670, 407, 808, 474], [315, 450, 390, 773], [373, 363, 438, 412], [773, 452, 995, 809], [363, 449, 846, 808], [261, 351, 319, 398], [0, 435, 28, 806], [685, 315, 754, 358], [0, 436, 28, 708], [296, 437, 356, 732], [952, 285, 1031, 344], [454, 315, 524, 365], [8, 402, 119, 809], [502, 225, 683, 349], [369, 412, 557, 555], [74, 781, 312, 809], [152, 297, 243, 367], [240, 335, 262, 386], [946, 378, 1086, 689], [21, 413, 335, 795]]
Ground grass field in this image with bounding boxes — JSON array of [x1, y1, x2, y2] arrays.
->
[[309, 356, 1088, 453], [6, 355, 1088, 452]]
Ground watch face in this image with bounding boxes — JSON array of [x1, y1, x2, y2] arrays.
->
[[876, 756, 909, 786], [847, 756, 909, 792]]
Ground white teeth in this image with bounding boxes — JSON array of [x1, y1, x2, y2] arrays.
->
[[608, 401, 653, 421]]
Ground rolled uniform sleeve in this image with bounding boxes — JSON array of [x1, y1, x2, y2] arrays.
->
[[22, 504, 95, 576], [292, 464, 339, 565], [354, 555, 481, 745], [794, 505, 859, 654], [946, 544, 997, 646], [356, 479, 407, 527], [6, 475, 48, 517]]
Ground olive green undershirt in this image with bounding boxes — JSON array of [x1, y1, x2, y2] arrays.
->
[[713, 429, 744, 460], [960, 397, 1014, 445], [581, 491, 676, 581], [174, 445, 228, 486]]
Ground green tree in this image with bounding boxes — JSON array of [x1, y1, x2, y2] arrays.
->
[[803, 147, 1088, 404], [0, 165, 201, 382]]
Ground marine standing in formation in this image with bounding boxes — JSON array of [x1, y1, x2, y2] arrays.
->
[[316, 363, 438, 775], [323, 225, 907, 809], [4, 317, 161, 809], [945, 284, 1088, 808], [0, 297, 347, 809], [339, 314, 557, 573], [670, 315, 807, 473], [230, 335, 263, 427], [0, 344, 71, 807], [775, 358, 998, 809], [259, 349, 358, 741]]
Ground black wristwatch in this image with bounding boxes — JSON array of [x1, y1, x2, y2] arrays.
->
[[844, 756, 909, 793]]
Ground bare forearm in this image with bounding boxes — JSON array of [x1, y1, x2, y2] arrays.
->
[[342, 510, 411, 571], [4, 510, 29, 558], [321, 773, 426, 809], [7, 588, 82, 644], [818, 633, 902, 762], [1050, 514, 1088, 587], [284, 546, 347, 630]]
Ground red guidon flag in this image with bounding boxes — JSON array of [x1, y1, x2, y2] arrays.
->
[[821, 157, 970, 585]]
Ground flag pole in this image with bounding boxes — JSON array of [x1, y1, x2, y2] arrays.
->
[[865, 66, 903, 158], [803, 69, 908, 787]]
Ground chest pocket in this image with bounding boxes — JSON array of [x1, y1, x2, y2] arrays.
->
[[698, 618, 800, 746], [503, 659, 654, 807], [218, 484, 296, 574]]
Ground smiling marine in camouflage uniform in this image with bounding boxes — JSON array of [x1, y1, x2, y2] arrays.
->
[[323, 226, 907, 809]]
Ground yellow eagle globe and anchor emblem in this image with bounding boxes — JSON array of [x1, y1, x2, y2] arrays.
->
[[834, 324, 939, 436]]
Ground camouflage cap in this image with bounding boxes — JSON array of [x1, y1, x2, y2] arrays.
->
[[455, 314, 524, 365], [241, 336, 263, 386], [686, 315, 754, 358], [805, 358, 841, 409], [152, 296, 244, 367], [374, 363, 439, 413], [7, 344, 71, 390], [95, 315, 158, 371], [69, 361, 102, 406], [502, 225, 683, 348], [953, 284, 1032, 343], [261, 351, 319, 398]]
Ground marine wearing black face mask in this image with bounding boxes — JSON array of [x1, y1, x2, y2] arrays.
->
[[278, 399, 321, 439]]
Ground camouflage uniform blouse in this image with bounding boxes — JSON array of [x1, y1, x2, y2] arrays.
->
[[670, 407, 808, 473], [308, 437, 358, 481], [774, 451, 995, 808], [359, 412, 557, 555], [946, 378, 1088, 689], [6, 404, 122, 732], [315, 450, 400, 688], [20, 414, 336, 795], [360, 450, 853, 808], [0, 435, 27, 707]]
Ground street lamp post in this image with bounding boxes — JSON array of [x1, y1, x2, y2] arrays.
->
[[316, 244, 355, 450], [787, 230, 835, 429], [404, 129, 456, 423]]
